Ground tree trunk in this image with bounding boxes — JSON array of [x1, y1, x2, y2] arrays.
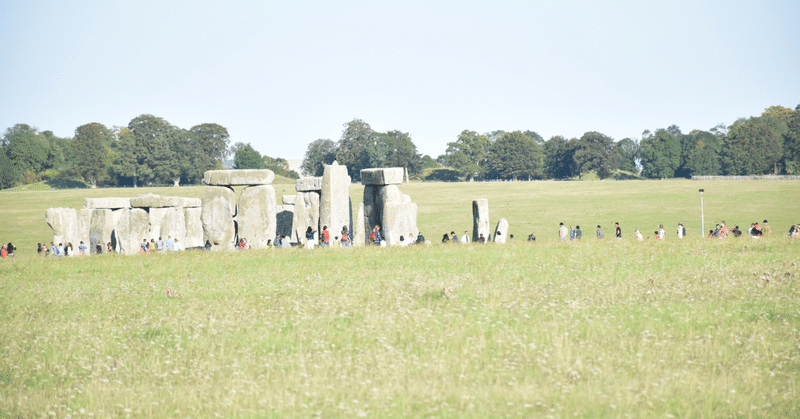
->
[[173, 177, 181, 187]]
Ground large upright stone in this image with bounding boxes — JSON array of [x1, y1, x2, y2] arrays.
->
[[84, 197, 130, 209], [382, 202, 418, 246], [237, 185, 277, 249], [78, 208, 92, 247], [115, 208, 150, 254], [472, 199, 490, 243], [203, 169, 275, 186], [295, 177, 323, 192], [276, 205, 294, 239], [320, 161, 352, 236], [493, 218, 509, 244], [360, 168, 404, 185], [354, 202, 365, 247], [148, 208, 168, 239], [45, 208, 79, 246], [183, 207, 204, 248], [201, 186, 236, 250], [362, 185, 382, 243], [89, 209, 118, 253], [156, 207, 187, 242], [131, 194, 183, 208], [282, 195, 297, 205], [291, 191, 320, 244]]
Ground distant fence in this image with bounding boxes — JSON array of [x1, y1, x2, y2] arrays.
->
[[692, 175, 800, 181]]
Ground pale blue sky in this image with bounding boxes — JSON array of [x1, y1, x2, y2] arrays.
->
[[1, 0, 798, 159]]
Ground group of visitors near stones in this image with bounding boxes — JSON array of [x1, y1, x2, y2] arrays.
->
[[18, 166, 800, 259]]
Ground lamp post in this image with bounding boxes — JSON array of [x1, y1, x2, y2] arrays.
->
[[699, 189, 705, 238]]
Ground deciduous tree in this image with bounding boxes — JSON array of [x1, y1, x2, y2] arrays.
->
[[73, 123, 112, 188], [485, 131, 544, 180], [573, 131, 619, 179]]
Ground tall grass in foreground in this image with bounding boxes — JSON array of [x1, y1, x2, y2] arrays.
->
[[1, 236, 799, 418]]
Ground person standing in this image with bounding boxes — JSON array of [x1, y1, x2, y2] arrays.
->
[[165, 236, 175, 252], [763, 220, 771, 235], [370, 225, 382, 245], [156, 237, 165, 252], [173, 238, 182, 251], [305, 226, 317, 249], [658, 225, 665, 239], [559, 223, 568, 241], [596, 225, 604, 239], [461, 231, 470, 244], [1, 244, 7, 258], [575, 226, 582, 239], [341, 226, 351, 247], [677, 223, 685, 239], [615, 223, 622, 239], [320, 226, 330, 247]]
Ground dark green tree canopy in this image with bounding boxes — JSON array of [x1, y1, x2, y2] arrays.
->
[[302, 139, 337, 176], [485, 131, 544, 180], [639, 126, 682, 179], [441, 130, 491, 180], [73, 123, 113, 187], [616, 138, 639, 173], [233, 143, 267, 170], [721, 116, 786, 175], [573, 131, 620, 180], [543, 135, 579, 179]]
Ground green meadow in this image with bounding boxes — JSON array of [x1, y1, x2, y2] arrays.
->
[[1, 179, 799, 418]]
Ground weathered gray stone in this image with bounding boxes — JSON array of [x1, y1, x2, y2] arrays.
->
[[382, 202, 417, 246], [354, 202, 365, 247], [78, 209, 92, 248], [181, 197, 202, 208], [115, 208, 150, 254], [276, 205, 294, 239], [158, 207, 187, 243], [295, 177, 323, 192], [237, 185, 277, 249], [84, 197, 131, 209], [203, 169, 275, 186], [89, 209, 117, 253], [493, 218, 509, 244], [183, 207, 204, 248], [46, 208, 79, 246], [320, 161, 352, 238], [360, 168, 405, 185], [130, 193, 183, 208], [282, 195, 297, 205], [201, 186, 236, 250], [148, 208, 168, 239], [291, 191, 320, 244], [472, 199, 490, 243]]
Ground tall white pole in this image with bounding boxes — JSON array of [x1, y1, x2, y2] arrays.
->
[[699, 189, 705, 238]]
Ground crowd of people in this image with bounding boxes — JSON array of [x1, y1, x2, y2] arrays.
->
[[4, 218, 799, 259]]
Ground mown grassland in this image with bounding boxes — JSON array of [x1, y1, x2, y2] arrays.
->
[[1, 179, 799, 418]]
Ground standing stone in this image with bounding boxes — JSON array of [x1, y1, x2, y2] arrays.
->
[[115, 208, 150, 254], [382, 202, 418, 246], [78, 208, 92, 248], [237, 185, 277, 249], [45, 208, 79, 246], [276, 205, 294, 239], [493, 218, 509, 243], [148, 208, 169, 240], [183, 207, 204, 248], [203, 169, 275, 186], [473, 199, 490, 243], [320, 161, 352, 237], [201, 186, 236, 250], [89, 209, 117, 253], [291, 191, 320, 244], [354, 202, 365, 247], [160, 207, 187, 244]]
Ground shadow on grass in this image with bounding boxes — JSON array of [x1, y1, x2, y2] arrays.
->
[[44, 179, 89, 189]]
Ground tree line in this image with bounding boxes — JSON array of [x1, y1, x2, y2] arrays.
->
[[0, 114, 300, 190], [302, 105, 800, 181]]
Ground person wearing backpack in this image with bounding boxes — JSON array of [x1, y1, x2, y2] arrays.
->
[[320, 226, 331, 247], [370, 225, 382, 245]]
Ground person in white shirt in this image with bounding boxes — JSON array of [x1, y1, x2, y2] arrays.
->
[[461, 231, 470, 244]]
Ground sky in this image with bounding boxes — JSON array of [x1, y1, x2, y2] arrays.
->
[[1, 0, 799, 160]]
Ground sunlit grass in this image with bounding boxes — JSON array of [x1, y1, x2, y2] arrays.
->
[[1, 237, 799, 418]]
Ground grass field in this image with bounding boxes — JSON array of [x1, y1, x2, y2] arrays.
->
[[1, 179, 799, 418]]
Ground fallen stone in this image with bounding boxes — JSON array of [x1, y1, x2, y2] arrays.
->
[[130, 193, 183, 208], [360, 168, 405, 185], [84, 197, 130, 209], [203, 169, 275, 186], [295, 177, 323, 192], [201, 186, 236, 250], [237, 185, 277, 249], [493, 218, 509, 243], [472, 199, 490, 243]]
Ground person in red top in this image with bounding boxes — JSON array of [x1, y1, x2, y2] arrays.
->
[[1, 244, 7, 258], [320, 226, 330, 247]]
